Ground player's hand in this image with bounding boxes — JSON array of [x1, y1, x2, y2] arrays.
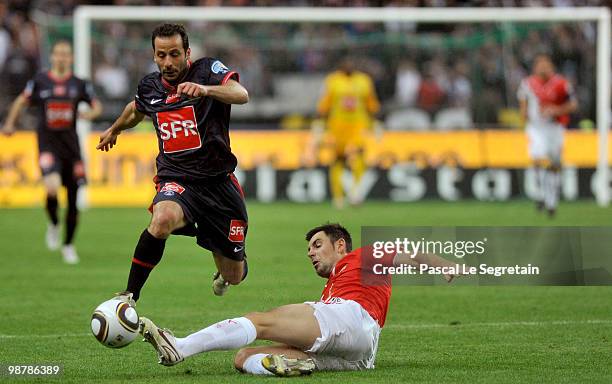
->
[[1, 124, 15, 137], [97, 127, 120, 152], [79, 111, 96, 121], [177, 82, 208, 98]]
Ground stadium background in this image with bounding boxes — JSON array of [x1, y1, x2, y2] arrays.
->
[[0, 2, 611, 383], [1, 1, 611, 206]]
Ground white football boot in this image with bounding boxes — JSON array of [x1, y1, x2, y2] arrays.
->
[[261, 354, 315, 377], [61, 244, 79, 264], [140, 317, 184, 366], [112, 291, 136, 307], [46, 223, 60, 251], [212, 271, 230, 296]]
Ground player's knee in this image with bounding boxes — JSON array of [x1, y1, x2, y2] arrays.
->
[[234, 347, 253, 370], [149, 210, 181, 238]]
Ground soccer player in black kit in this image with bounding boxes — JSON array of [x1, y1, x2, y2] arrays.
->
[[97, 24, 249, 303], [2, 40, 102, 264]]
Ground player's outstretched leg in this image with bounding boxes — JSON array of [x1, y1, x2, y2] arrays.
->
[[141, 304, 320, 373]]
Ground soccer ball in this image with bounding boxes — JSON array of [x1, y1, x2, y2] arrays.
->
[[91, 299, 139, 348]]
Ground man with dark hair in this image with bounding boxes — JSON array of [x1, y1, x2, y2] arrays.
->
[[2, 40, 102, 264], [97, 23, 249, 301], [137, 223, 461, 377], [518, 53, 577, 217]]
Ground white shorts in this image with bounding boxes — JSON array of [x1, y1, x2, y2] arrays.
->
[[526, 123, 564, 164], [304, 299, 381, 371]]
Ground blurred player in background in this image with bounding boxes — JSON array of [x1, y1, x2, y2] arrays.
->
[[97, 24, 249, 302], [2, 40, 102, 264], [309, 57, 380, 209], [138, 223, 461, 376], [518, 53, 577, 217]]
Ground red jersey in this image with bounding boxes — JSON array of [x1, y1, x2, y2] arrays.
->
[[320, 247, 392, 327], [517, 74, 574, 126]]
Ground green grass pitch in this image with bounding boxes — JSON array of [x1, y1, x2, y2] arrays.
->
[[0, 201, 611, 383]]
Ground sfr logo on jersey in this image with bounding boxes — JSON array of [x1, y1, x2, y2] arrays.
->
[[156, 106, 202, 153], [45, 101, 74, 129], [228, 220, 247, 243]]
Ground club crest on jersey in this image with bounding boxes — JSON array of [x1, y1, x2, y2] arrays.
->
[[165, 93, 180, 104], [228, 220, 247, 243], [160, 182, 185, 196], [53, 85, 66, 96], [156, 106, 201, 153], [211, 60, 229, 74]]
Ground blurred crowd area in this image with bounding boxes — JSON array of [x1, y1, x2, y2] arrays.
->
[[0, 0, 607, 131]]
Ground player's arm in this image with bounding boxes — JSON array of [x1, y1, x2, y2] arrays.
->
[[393, 252, 464, 283], [176, 79, 249, 105], [519, 99, 528, 122], [2, 93, 28, 136], [542, 98, 578, 118], [79, 99, 103, 121], [96, 101, 144, 152]]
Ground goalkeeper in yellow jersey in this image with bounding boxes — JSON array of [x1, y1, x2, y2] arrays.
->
[[309, 57, 380, 208]]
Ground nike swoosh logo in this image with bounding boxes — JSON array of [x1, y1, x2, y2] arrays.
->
[[150, 98, 163, 104], [234, 246, 244, 253]]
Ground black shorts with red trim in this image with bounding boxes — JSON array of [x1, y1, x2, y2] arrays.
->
[[151, 173, 248, 261], [39, 152, 86, 187]]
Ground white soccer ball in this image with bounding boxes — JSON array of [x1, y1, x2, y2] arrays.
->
[[91, 299, 140, 348]]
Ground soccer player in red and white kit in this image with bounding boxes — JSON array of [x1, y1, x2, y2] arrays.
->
[[97, 24, 249, 302], [517, 54, 577, 217], [2, 40, 102, 264], [137, 223, 460, 376]]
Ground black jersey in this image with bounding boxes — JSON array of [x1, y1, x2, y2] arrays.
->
[[134, 57, 240, 182], [24, 71, 95, 160]]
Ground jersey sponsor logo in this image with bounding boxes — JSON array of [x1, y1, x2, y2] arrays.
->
[[160, 182, 185, 196], [156, 106, 201, 153], [211, 60, 229, 74], [45, 101, 74, 129], [150, 98, 163, 104], [228, 219, 247, 242]]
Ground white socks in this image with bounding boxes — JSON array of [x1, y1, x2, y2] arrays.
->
[[535, 167, 546, 202], [242, 353, 273, 375], [544, 170, 560, 210], [175, 317, 257, 358]]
